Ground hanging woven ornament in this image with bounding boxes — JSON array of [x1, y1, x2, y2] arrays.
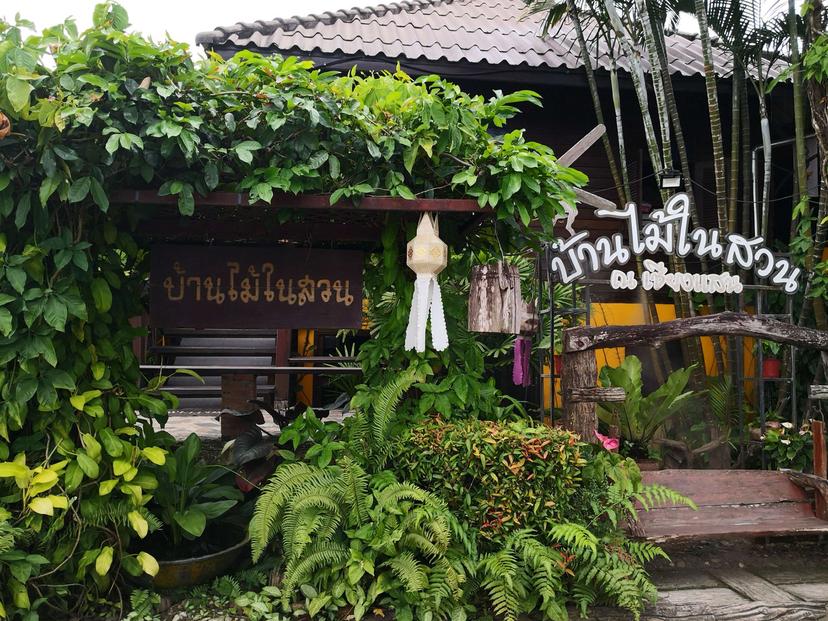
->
[[404, 213, 449, 353]]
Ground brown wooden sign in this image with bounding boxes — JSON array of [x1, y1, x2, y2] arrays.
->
[[150, 244, 363, 329]]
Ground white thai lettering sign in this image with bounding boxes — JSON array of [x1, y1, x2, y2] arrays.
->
[[550, 193, 800, 294]]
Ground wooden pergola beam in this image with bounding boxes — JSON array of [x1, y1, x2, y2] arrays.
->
[[561, 311, 828, 441], [111, 190, 488, 213], [564, 311, 828, 354]]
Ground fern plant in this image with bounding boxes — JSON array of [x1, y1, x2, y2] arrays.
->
[[250, 458, 470, 620], [347, 365, 422, 468]]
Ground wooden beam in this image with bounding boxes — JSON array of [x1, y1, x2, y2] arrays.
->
[[572, 187, 617, 211], [135, 218, 381, 243], [707, 569, 798, 604], [113, 190, 486, 213], [565, 311, 828, 353], [558, 124, 606, 166], [783, 470, 828, 521], [809, 385, 828, 400], [565, 387, 626, 403]]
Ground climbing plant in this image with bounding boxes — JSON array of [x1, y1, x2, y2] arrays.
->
[[0, 3, 584, 616]]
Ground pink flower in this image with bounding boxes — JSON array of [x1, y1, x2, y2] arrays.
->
[[594, 430, 620, 452]]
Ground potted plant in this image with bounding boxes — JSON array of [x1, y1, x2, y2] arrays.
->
[[597, 356, 697, 468], [761, 341, 783, 378], [142, 434, 248, 589]]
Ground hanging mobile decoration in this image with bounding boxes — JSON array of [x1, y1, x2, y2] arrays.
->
[[404, 213, 449, 353]]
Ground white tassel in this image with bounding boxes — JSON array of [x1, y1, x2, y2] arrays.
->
[[404, 275, 447, 353], [404, 212, 450, 353], [429, 276, 448, 351]]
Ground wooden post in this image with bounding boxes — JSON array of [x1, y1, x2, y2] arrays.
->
[[814, 420, 827, 478], [813, 420, 828, 520], [274, 329, 291, 403], [561, 349, 598, 440], [221, 374, 258, 439]]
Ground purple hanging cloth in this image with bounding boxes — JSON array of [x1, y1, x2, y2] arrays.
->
[[512, 336, 532, 387]]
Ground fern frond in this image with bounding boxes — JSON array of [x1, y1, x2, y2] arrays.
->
[[250, 462, 318, 562], [370, 367, 418, 466], [385, 551, 429, 592], [626, 540, 669, 564], [549, 522, 598, 556], [338, 457, 370, 526], [635, 483, 697, 512], [282, 541, 348, 597]]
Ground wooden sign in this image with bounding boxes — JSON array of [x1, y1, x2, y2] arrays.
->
[[150, 244, 363, 329]]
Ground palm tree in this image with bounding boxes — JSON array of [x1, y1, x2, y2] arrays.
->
[[694, 0, 730, 232]]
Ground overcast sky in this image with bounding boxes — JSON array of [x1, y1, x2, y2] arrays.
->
[[1, 1, 352, 53]]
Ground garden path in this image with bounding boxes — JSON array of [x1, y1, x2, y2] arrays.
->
[[153, 410, 350, 440], [590, 538, 828, 619]]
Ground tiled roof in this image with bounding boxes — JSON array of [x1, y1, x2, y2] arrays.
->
[[196, 0, 781, 79]]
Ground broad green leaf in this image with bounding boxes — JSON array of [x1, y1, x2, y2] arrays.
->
[[90, 278, 112, 313], [141, 447, 165, 465], [76, 453, 99, 479], [105, 134, 120, 154], [95, 546, 113, 576], [28, 497, 53, 516], [137, 552, 159, 577], [91, 361, 105, 381], [6, 77, 33, 112], [173, 508, 206, 538], [0, 308, 12, 337], [204, 162, 219, 190], [82, 433, 101, 460], [47, 495, 68, 510], [113, 459, 131, 476], [128, 510, 149, 538], [0, 463, 28, 478], [191, 499, 236, 519], [98, 479, 118, 495], [68, 177, 91, 203], [90, 178, 109, 212], [6, 267, 26, 294], [99, 428, 122, 457], [43, 297, 67, 331]]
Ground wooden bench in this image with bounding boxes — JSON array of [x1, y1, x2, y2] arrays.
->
[[634, 469, 828, 542], [633, 419, 828, 542]]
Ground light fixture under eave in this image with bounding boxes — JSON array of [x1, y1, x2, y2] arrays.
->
[[660, 169, 683, 190]]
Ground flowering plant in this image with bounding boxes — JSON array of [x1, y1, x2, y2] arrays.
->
[[762, 422, 813, 472]]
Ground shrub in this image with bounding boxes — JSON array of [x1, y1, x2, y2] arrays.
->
[[392, 417, 587, 541], [392, 417, 690, 620]]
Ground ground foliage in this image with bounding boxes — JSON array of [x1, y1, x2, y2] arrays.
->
[[0, 2, 592, 618], [392, 417, 686, 619]]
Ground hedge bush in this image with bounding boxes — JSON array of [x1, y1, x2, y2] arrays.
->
[[393, 417, 590, 542]]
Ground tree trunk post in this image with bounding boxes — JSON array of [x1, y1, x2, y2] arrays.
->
[[561, 349, 598, 441]]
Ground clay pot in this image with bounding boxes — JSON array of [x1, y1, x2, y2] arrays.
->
[[762, 357, 782, 378], [149, 527, 249, 590], [636, 458, 662, 471], [0, 113, 10, 140]]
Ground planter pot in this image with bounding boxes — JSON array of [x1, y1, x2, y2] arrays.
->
[[762, 357, 782, 378], [635, 458, 662, 471], [553, 354, 562, 375], [150, 528, 250, 590]]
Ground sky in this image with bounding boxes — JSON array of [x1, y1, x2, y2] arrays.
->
[[1, 0, 353, 53]]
